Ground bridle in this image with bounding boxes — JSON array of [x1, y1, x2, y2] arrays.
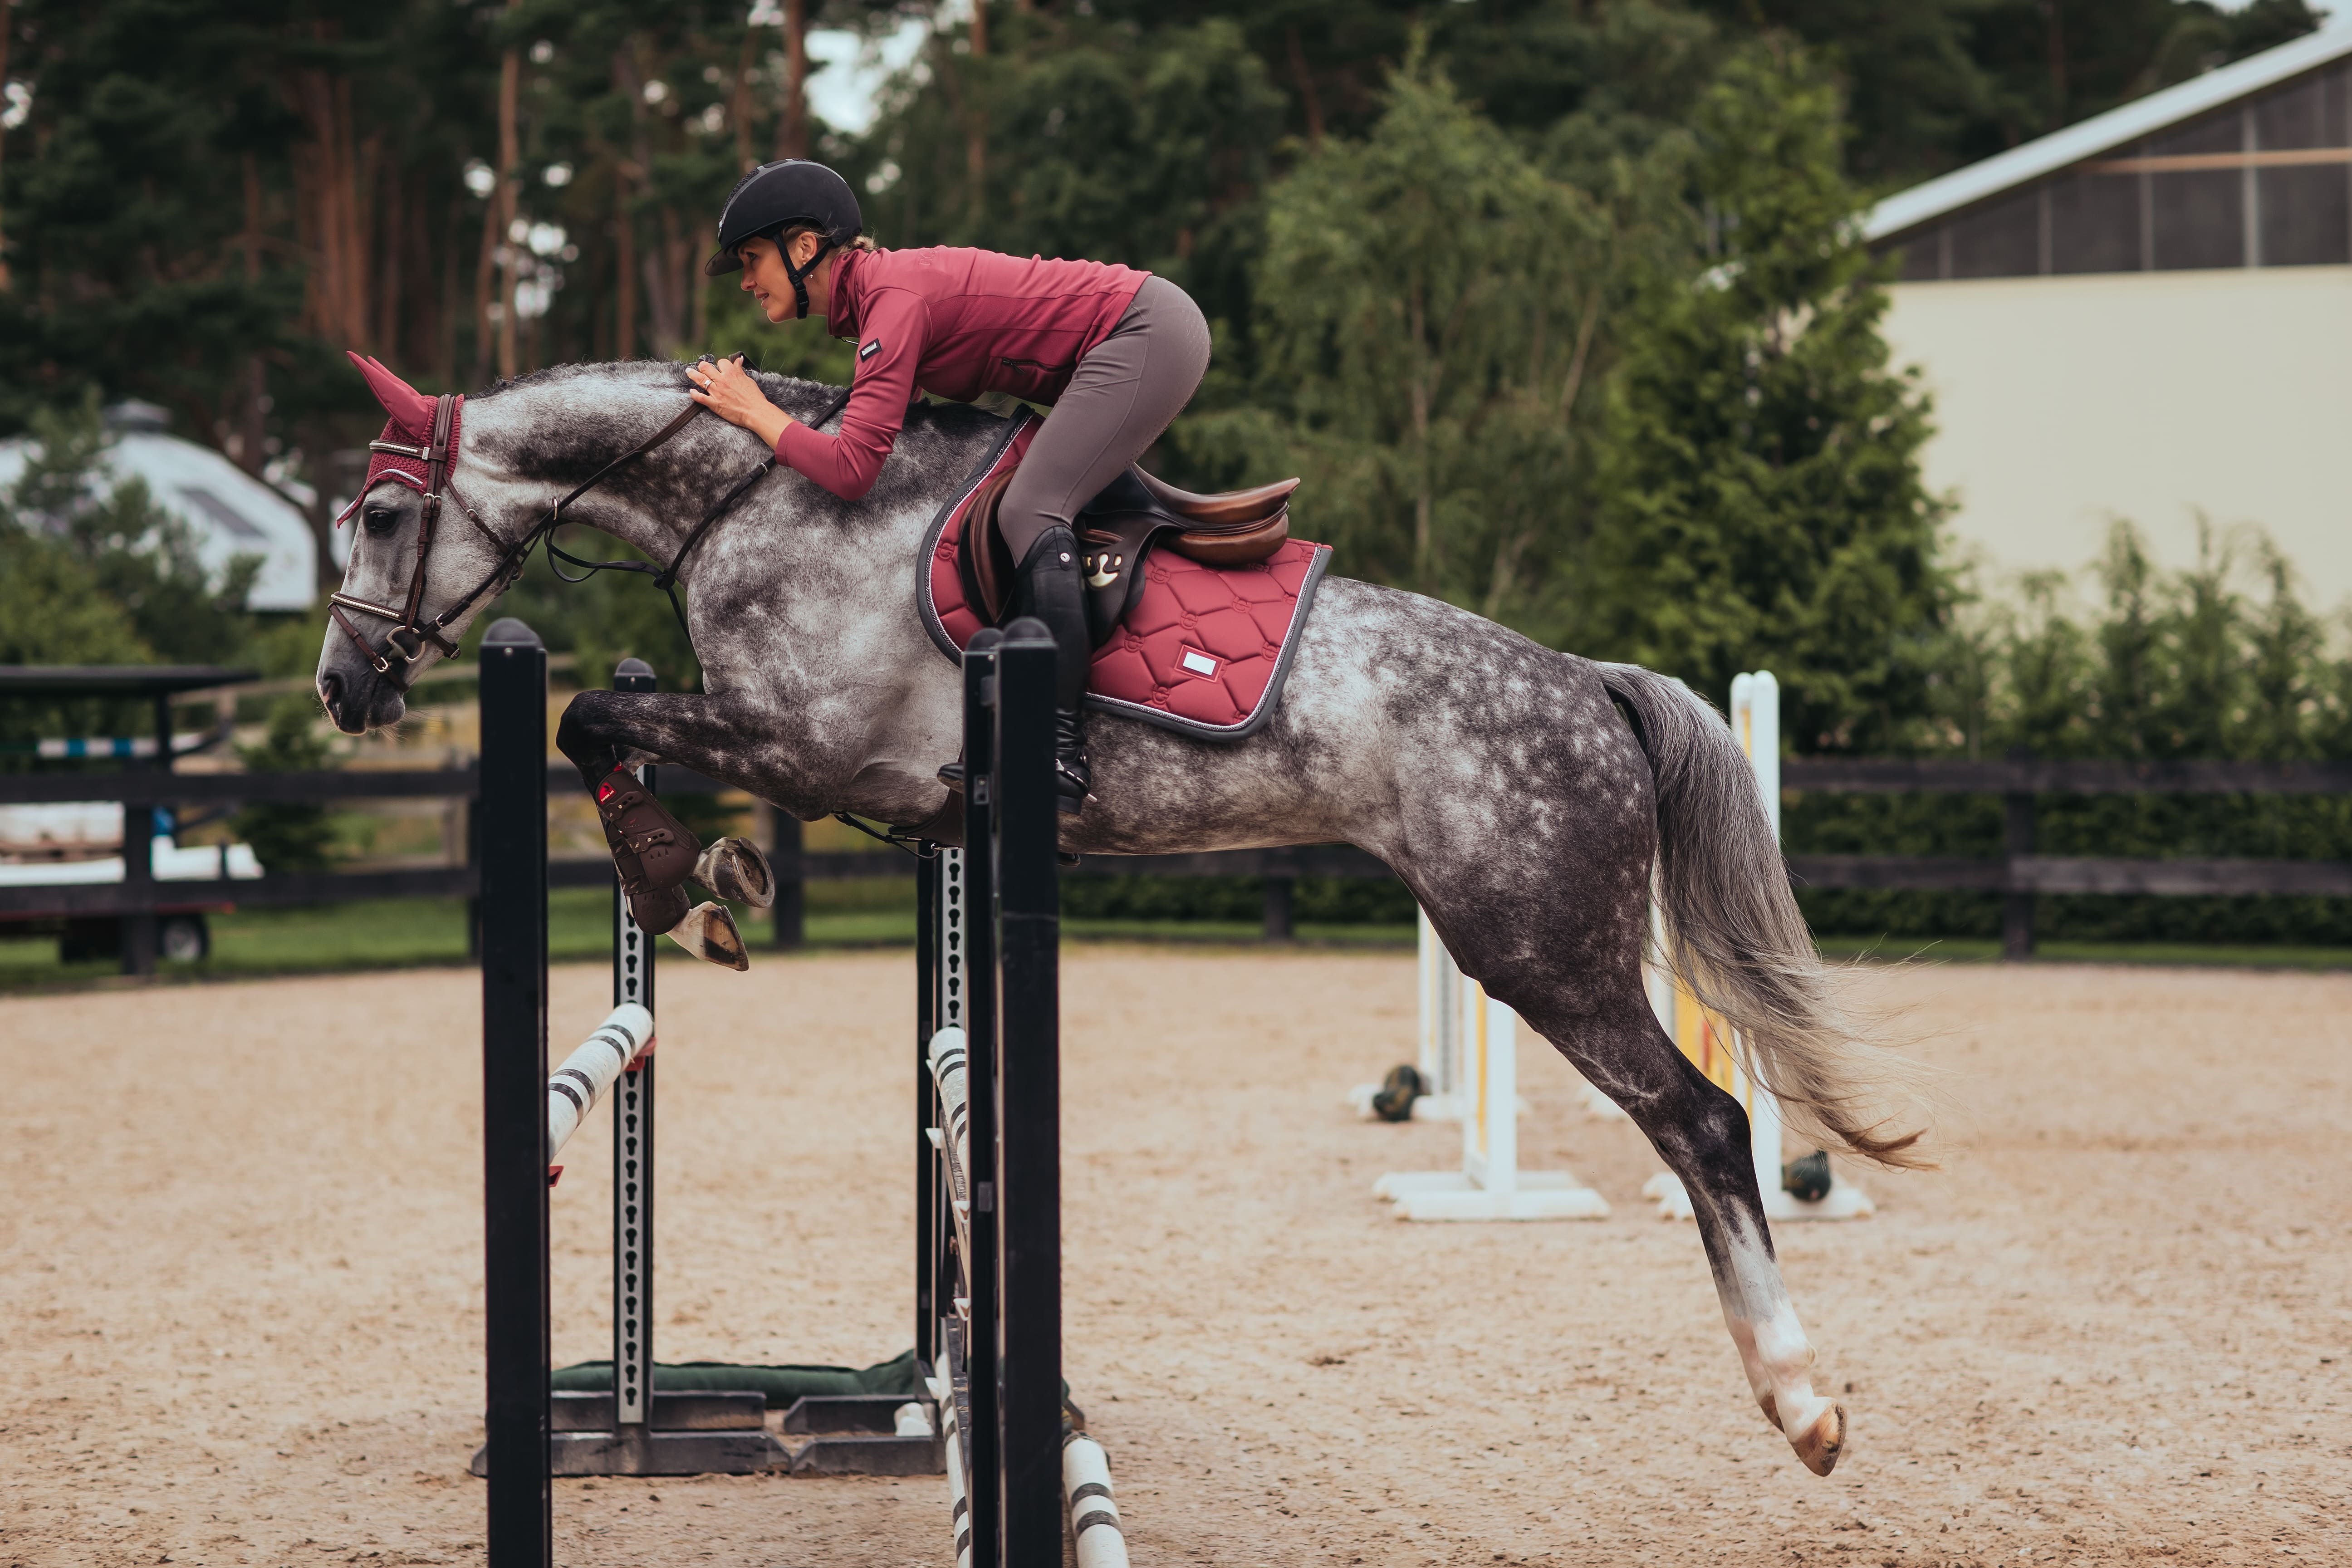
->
[[328, 367, 850, 683]]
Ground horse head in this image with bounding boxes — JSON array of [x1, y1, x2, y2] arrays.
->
[[314, 354, 523, 732], [315, 353, 982, 737], [314, 356, 724, 733]]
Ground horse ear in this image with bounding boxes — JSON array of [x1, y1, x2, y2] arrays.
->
[[346, 351, 437, 434]]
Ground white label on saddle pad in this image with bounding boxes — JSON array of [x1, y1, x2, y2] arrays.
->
[[1180, 649, 1219, 678]]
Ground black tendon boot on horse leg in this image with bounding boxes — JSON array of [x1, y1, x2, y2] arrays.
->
[[557, 705, 753, 969], [590, 766, 703, 934], [1013, 525, 1094, 814]]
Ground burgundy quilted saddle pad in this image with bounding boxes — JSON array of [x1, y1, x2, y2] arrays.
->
[[916, 414, 1332, 741]]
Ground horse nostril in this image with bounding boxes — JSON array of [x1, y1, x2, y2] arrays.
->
[[319, 671, 344, 723]]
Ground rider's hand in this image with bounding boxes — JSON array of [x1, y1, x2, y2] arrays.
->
[[687, 356, 792, 450]]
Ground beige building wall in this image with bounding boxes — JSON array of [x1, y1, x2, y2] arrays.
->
[[1879, 266, 2352, 607]]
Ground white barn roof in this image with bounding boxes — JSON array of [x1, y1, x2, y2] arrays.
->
[[1866, 20, 2352, 244], [0, 402, 317, 612]]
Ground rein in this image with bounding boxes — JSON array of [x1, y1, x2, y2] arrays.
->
[[330, 366, 854, 682]]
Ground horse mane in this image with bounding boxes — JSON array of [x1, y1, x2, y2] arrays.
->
[[468, 358, 1009, 441]]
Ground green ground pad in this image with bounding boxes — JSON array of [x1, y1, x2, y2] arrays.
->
[[551, 1350, 923, 1406]]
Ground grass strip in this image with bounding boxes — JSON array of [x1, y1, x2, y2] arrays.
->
[[10, 897, 2348, 990]]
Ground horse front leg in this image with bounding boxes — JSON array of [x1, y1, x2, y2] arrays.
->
[[555, 689, 786, 965]]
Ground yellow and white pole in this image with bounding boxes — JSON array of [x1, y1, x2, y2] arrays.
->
[[1646, 671, 1872, 1220]]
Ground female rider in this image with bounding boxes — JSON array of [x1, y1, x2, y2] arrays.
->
[[685, 159, 1212, 818]]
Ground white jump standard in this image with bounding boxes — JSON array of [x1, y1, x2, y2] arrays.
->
[[1371, 916, 1609, 1221], [1641, 670, 1874, 1222], [1347, 909, 1530, 1124], [927, 1024, 1129, 1568]]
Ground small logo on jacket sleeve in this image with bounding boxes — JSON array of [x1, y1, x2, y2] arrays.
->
[[859, 338, 882, 360]]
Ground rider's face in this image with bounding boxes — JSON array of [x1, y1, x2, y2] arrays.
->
[[735, 234, 831, 323]]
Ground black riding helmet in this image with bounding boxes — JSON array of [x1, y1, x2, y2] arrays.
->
[[704, 159, 864, 319]]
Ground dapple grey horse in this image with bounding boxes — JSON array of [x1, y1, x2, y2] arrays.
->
[[316, 358, 1924, 1480]]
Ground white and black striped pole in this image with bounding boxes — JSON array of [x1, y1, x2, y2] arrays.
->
[[545, 1004, 654, 1161], [1063, 1433, 1130, 1568]]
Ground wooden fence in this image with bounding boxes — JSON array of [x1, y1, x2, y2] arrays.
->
[[1782, 757, 2352, 957], [4, 755, 2344, 972]]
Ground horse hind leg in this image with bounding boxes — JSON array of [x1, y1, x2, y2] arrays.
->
[[1707, 1190, 1848, 1475], [1504, 970, 1847, 1475]]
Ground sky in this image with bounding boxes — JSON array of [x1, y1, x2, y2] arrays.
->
[[789, 2, 2329, 137], [804, 16, 937, 136]]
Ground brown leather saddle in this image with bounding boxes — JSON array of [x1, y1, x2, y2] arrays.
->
[[958, 463, 1300, 645]]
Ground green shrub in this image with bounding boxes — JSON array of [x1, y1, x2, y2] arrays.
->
[[231, 698, 338, 873]]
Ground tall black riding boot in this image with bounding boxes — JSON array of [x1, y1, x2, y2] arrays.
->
[[1013, 525, 1095, 815], [935, 526, 1096, 813]]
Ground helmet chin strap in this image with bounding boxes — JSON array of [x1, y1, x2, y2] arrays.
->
[[781, 238, 838, 319]]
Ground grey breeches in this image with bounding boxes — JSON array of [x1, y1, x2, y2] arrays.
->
[[995, 274, 1212, 563]]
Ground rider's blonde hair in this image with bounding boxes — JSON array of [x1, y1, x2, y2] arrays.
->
[[777, 225, 878, 257]]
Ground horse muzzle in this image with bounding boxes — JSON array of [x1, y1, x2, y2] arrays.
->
[[317, 660, 408, 735]]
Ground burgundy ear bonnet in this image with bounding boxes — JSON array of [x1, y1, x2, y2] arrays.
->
[[335, 353, 463, 524]]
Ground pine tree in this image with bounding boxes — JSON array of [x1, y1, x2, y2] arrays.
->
[[1243, 48, 1615, 627], [1591, 42, 1949, 753]]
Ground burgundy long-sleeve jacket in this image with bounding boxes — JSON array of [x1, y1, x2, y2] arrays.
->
[[772, 245, 1149, 500]]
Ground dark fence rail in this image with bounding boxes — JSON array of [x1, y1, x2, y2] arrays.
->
[[0, 761, 686, 807], [1781, 755, 2352, 956], [0, 767, 484, 806], [1782, 758, 2352, 794], [0, 762, 1401, 965], [8, 754, 2349, 971], [1788, 855, 2352, 897], [1, 859, 634, 919]]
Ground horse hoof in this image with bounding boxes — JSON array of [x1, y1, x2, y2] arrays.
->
[[627, 882, 692, 936], [695, 836, 775, 909], [1758, 1393, 1781, 1431], [666, 901, 750, 971], [1370, 1064, 1426, 1122], [1793, 1402, 1847, 1477]]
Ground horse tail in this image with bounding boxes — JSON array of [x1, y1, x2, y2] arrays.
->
[[1596, 662, 1931, 1170]]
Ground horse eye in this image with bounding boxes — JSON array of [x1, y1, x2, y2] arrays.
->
[[364, 506, 400, 536]]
